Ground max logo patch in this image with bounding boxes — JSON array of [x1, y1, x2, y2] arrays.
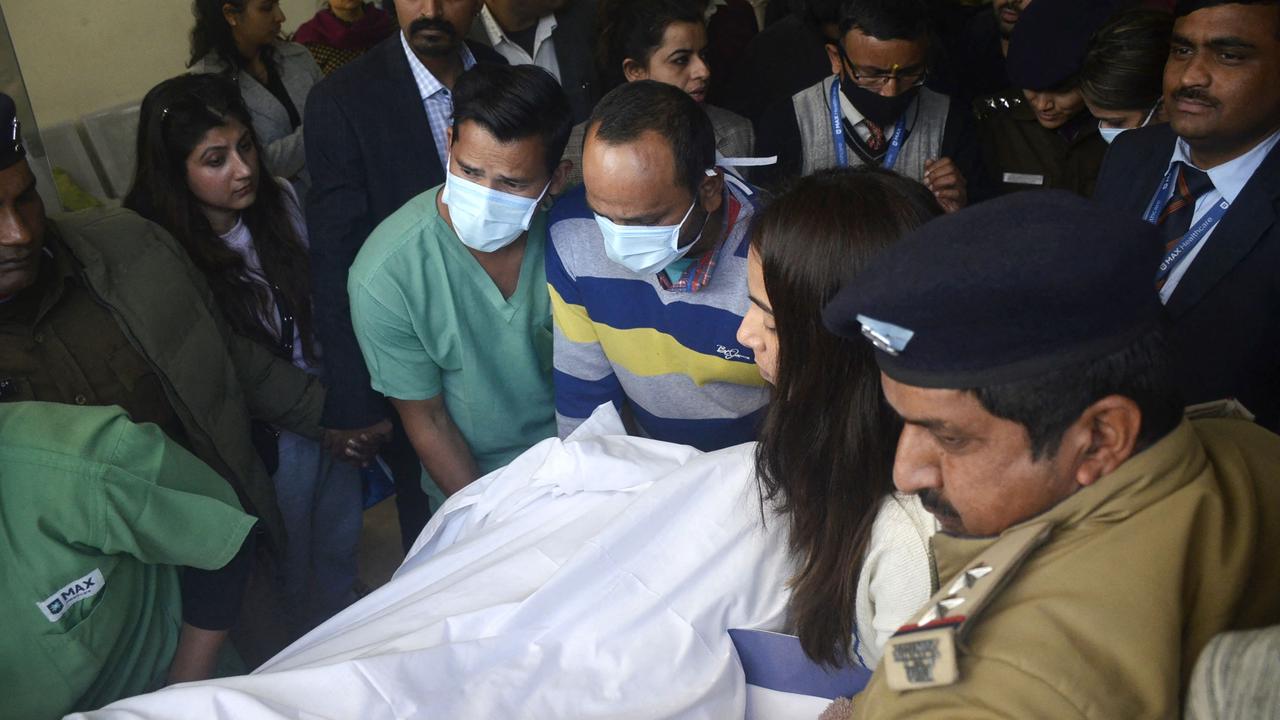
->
[[38, 569, 105, 623]]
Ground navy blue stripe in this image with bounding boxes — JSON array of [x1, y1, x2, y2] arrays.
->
[[553, 369, 624, 419], [730, 629, 872, 700], [572, 276, 756, 366], [631, 403, 762, 452]]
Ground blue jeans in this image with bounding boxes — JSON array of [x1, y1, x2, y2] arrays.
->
[[273, 431, 362, 634]]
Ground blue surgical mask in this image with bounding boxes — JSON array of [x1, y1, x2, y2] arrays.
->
[[596, 200, 706, 276], [442, 167, 548, 253]]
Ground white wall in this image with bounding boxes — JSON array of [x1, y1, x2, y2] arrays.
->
[[3, 0, 325, 127]]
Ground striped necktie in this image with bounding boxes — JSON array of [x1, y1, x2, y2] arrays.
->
[[1156, 162, 1215, 290]]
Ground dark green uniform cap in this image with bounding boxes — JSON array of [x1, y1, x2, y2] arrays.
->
[[823, 190, 1166, 389]]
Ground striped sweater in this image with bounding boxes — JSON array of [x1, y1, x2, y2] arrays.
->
[[546, 180, 769, 451]]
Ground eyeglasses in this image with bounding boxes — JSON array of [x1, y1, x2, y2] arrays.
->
[[845, 63, 927, 91]]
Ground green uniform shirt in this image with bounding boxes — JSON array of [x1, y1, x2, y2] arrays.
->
[[0, 402, 255, 718], [349, 186, 555, 505]]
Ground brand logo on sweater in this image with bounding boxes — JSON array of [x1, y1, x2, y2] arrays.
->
[[38, 568, 104, 623], [716, 345, 752, 362]]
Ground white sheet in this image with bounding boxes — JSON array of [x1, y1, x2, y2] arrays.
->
[[72, 405, 797, 719]]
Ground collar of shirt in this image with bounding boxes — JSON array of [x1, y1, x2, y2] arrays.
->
[[1168, 126, 1280, 205], [479, 7, 557, 63], [657, 185, 750, 293], [399, 30, 478, 103]]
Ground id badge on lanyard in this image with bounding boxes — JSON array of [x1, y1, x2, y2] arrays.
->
[[829, 78, 908, 171], [1144, 164, 1230, 284]]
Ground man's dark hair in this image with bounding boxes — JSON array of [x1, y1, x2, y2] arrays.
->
[[804, 0, 845, 27], [1175, 0, 1280, 17], [587, 80, 716, 194], [968, 326, 1185, 460], [451, 64, 574, 176], [838, 0, 931, 40]]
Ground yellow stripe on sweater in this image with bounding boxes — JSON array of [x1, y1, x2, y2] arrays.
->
[[549, 284, 766, 389]]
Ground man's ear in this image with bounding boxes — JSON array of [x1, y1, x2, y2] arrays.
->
[[222, 3, 240, 27], [825, 40, 844, 77], [622, 58, 648, 83], [1068, 395, 1142, 488], [547, 159, 573, 202], [698, 169, 725, 214]]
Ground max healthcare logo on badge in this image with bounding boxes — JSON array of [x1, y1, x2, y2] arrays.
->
[[37, 568, 105, 623]]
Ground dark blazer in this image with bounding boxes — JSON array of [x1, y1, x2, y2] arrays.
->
[[466, 1, 599, 123], [303, 36, 506, 428], [1094, 123, 1280, 430]]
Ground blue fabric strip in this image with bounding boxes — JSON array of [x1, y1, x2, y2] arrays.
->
[[730, 629, 872, 700]]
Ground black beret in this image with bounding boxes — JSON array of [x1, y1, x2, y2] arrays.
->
[[1007, 0, 1123, 91], [0, 93, 25, 171], [822, 190, 1166, 389]]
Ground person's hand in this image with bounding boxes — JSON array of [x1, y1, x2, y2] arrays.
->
[[924, 157, 968, 214], [323, 419, 392, 467]]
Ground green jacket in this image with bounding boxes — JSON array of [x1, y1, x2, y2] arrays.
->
[[0, 401, 255, 718], [54, 208, 325, 546]]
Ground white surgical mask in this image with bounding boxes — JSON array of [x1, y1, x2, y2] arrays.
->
[[596, 169, 717, 276], [442, 167, 548, 252], [1097, 101, 1160, 145], [596, 200, 706, 276], [1098, 125, 1127, 145]]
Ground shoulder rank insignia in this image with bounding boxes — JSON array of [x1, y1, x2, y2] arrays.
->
[[972, 93, 1025, 121], [1184, 398, 1255, 421], [883, 521, 1054, 692]]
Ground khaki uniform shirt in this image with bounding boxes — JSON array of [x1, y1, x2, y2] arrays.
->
[[852, 419, 1280, 719], [975, 91, 1108, 198], [0, 240, 186, 445]]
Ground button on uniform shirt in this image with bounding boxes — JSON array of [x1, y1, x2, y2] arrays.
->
[[348, 186, 555, 508], [1156, 128, 1280, 303], [400, 32, 478, 171], [0, 241, 187, 444], [477, 6, 561, 82], [0, 402, 255, 719]]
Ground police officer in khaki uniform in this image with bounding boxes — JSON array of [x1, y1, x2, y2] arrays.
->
[[974, 0, 1114, 199], [822, 191, 1280, 718]]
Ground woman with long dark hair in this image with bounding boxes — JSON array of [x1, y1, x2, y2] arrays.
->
[[737, 167, 941, 669], [1079, 7, 1173, 143], [189, 0, 322, 195], [124, 73, 360, 637], [560, 0, 755, 187]]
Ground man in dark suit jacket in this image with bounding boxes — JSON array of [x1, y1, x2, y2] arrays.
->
[[1094, 0, 1280, 430], [466, 0, 599, 123], [304, 0, 506, 549]]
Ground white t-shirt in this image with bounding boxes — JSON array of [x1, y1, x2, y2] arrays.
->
[[853, 493, 938, 668], [218, 177, 311, 370]]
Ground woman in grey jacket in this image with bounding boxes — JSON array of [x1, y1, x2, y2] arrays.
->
[[189, 0, 322, 197]]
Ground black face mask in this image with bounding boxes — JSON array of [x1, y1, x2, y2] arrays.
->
[[840, 75, 920, 128]]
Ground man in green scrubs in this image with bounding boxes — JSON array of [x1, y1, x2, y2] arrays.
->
[[0, 402, 255, 718], [350, 65, 573, 505]]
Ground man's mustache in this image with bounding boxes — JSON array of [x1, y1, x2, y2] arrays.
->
[[919, 489, 960, 520], [409, 17, 457, 39], [1173, 87, 1220, 108]]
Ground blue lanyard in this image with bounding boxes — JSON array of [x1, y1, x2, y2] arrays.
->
[[1144, 164, 1231, 284], [829, 78, 908, 170]]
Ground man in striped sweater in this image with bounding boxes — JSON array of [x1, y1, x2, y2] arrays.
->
[[547, 81, 769, 451]]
